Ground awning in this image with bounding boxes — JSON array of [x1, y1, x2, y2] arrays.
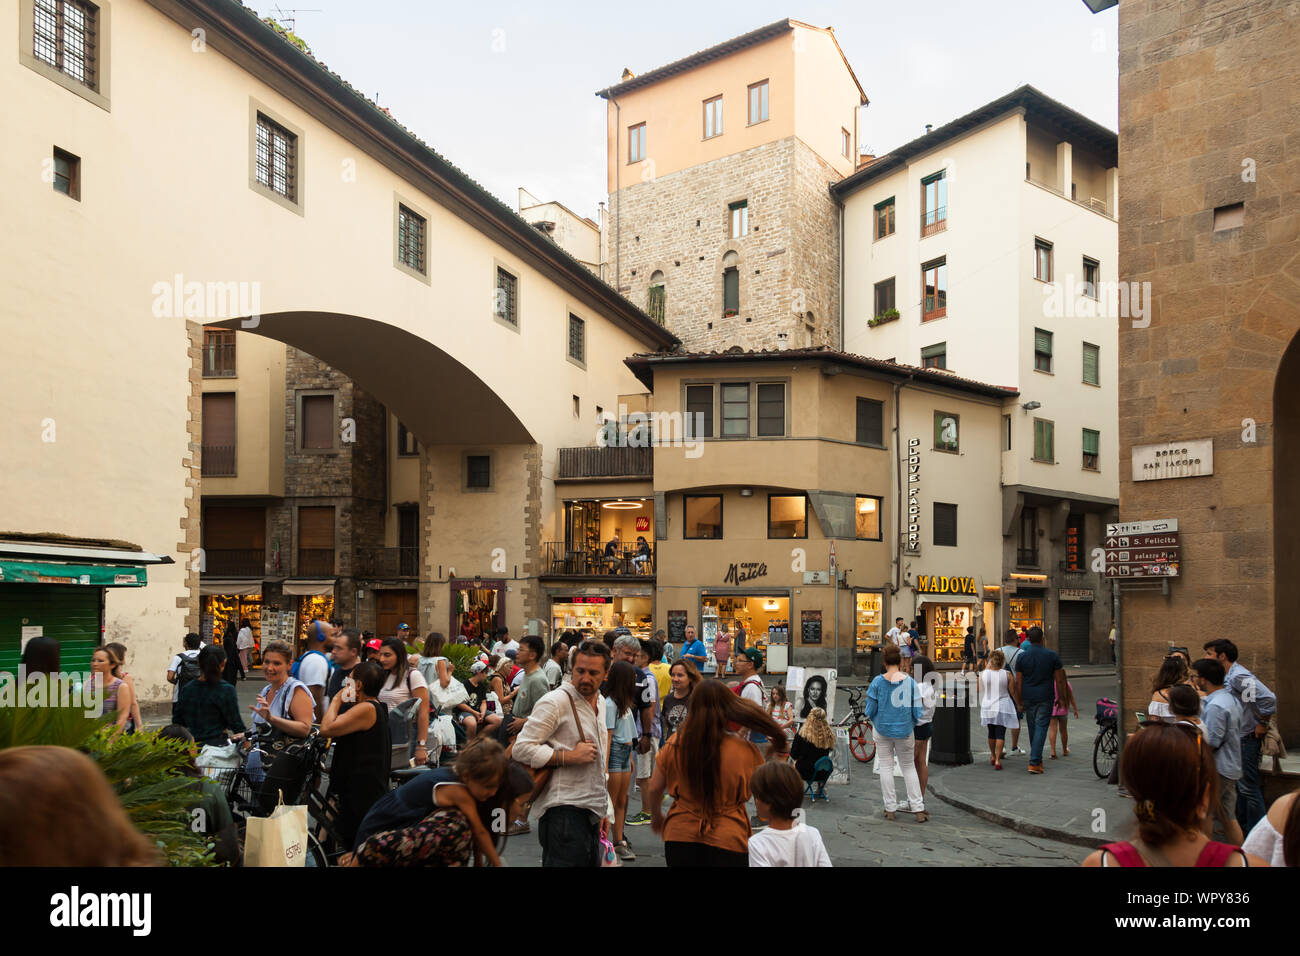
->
[[915, 593, 980, 607], [199, 579, 263, 596], [0, 559, 147, 588], [282, 580, 335, 596]]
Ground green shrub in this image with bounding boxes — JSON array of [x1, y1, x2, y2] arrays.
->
[[442, 644, 479, 682]]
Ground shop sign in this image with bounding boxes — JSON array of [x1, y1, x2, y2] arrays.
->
[[1059, 588, 1095, 602], [803, 571, 830, 585], [905, 438, 921, 554], [560, 596, 612, 604], [916, 575, 978, 595], [635, 516, 650, 532], [1132, 440, 1213, 482], [723, 561, 768, 585]]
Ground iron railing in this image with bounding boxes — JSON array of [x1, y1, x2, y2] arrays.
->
[[297, 549, 335, 576], [1016, 548, 1040, 568], [557, 445, 653, 479], [356, 547, 419, 578], [202, 549, 265, 576], [201, 443, 236, 476], [920, 206, 947, 237], [541, 541, 654, 577]]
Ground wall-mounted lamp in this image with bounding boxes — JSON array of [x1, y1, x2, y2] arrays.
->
[[1021, 401, 1042, 413], [739, 488, 754, 497]]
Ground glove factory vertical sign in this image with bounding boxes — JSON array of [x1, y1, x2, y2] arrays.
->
[[905, 437, 921, 555]]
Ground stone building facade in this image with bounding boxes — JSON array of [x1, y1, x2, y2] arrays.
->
[[1113, 0, 1300, 741], [611, 136, 843, 351]]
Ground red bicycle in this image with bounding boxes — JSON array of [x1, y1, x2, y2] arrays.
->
[[834, 686, 876, 763]]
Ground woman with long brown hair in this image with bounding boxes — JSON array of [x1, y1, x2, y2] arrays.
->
[[645, 678, 789, 867], [0, 746, 159, 866], [1148, 654, 1189, 722], [90, 646, 135, 738]]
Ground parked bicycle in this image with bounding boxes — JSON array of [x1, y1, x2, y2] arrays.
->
[[1093, 697, 1118, 779], [833, 686, 876, 763]]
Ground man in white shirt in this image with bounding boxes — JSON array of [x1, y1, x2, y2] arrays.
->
[[490, 626, 520, 658], [885, 618, 906, 647], [296, 619, 333, 722]]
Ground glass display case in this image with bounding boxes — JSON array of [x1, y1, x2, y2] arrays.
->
[[854, 591, 884, 653]]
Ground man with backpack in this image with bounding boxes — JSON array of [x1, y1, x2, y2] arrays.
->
[[167, 633, 203, 703], [292, 619, 334, 722]]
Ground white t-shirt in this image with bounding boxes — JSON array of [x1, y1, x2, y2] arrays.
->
[[296, 650, 329, 689], [739, 676, 765, 708], [168, 649, 200, 702], [542, 658, 562, 690], [236, 627, 254, 650], [886, 626, 904, 646], [748, 823, 832, 867], [379, 667, 428, 708]]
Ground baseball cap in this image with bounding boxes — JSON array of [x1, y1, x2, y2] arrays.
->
[[740, 647, 764, 669], [505, 648, 517, 660], [470, 661, 488, 674], [398, 623, 410, 632], [365, 638, 383, 651]]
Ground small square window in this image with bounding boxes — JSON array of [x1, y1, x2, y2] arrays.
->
[[921, 343, 946, 370], [684, 495, 723, 539], [1214, 202, 1244, 231], [467, 455, 492, 489], [767, 495, 807, 539], [52, 146, 80, 200]]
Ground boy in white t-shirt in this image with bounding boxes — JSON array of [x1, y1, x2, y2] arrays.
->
[[747, 761, 832, 867]]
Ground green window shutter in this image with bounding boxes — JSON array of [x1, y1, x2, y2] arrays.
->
[[1083, 344, 1099, 384], [0, 585, 102, 676], [1035, 328, 1053, 355], [1083, 429, 1100, 455], [647, 284, 665, 325]]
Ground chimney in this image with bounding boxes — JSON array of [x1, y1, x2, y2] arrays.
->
[[621, 68, 635, 81], [776, 332, 790, 351], [925, 124, 933, 134]]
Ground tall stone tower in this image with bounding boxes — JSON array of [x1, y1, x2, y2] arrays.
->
[[598, 19, 867, 352]]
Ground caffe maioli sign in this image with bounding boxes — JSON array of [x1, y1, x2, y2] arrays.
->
[[916, 575, 978, 596]]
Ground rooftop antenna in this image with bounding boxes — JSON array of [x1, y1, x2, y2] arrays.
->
[[271, 5, 320, 33]]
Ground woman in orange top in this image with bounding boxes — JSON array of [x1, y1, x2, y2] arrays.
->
[[646, 679, 789, 867]]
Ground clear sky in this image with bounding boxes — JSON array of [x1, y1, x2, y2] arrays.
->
[[246, 1, 1118, 217]]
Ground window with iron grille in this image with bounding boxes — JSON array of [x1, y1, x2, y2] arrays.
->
[[496, 267, 518, 325], [921, 342, 946, 369], [202, 328, 236, 378], [1034, 328, 1053, 373], [467, 455, 491, 489], [568, 314, 585, 365], [1082, 428, 1100, 471], [1083, 342, 1100, 386], [1033, 418, 1055, 463], [34, 0, 97, 90], [255, 113, 297, 201], [933, 502, 958, 547], [756, 383, 785, 437], [875, 197, 895, 239], [397, 205, 426, 274], [856, 398, 883, 445]]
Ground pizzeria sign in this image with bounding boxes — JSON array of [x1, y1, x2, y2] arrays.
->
[[916, 575, 979, 596]]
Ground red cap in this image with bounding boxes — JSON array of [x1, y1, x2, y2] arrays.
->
[[365, 638, 383, 650]]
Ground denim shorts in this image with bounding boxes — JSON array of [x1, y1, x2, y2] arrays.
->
[[609, 740, 633, 773]]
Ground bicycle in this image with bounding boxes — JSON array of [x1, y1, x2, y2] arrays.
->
[[1092, 697, 1118, 779], [832, 686, 876, 763]]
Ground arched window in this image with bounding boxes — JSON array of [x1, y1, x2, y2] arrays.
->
[[647, 270, 665, 325], [722, 251, 739, 317]]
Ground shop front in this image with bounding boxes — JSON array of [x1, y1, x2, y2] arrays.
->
[[1008, 573, 1048, 636], [914, 574, 981, 667], [282, 580, 336, 652], [699, 591, 791, 675], [451, 577, 504, 644], [548, 590, 653, 641], [200, 581, 263, 650], [853, 589, 885, 656]]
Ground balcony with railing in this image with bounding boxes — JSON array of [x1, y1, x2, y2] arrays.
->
[[297, 549, 335, 577], [203, 548, 265, 577], [1016, 547, 1040, 568], [920, 206, 947, 238], [202, 444, 236, 477], [541, 541, 654, 578], [557, 445, 653, 480], [356, 547, 420, 578]]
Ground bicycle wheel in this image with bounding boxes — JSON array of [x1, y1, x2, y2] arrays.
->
[[849, 720, 875, 763], [305, 833, 329, 868], [1092, 724, 1117, 779]]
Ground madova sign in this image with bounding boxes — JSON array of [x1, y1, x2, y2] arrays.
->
[[916, 575, 978, 595]]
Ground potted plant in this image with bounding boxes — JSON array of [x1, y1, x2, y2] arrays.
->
[[868, 307, 900, 328]]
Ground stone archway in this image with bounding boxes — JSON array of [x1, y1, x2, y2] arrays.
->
[[1273, 327, 1300, 744]]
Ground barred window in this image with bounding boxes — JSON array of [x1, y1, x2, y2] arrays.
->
[[496, 267, 518, 325], [255, 114, 297, 201], [568, 314, 585, 364], [397, 205, 426, 274], [34, 0, 97, 90]]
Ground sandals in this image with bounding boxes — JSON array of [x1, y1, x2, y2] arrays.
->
[[994, 761, 1003, 770], [915, 811, 929, 823], [883, 810, 896, 821]]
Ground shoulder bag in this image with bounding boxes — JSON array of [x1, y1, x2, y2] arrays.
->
[[505, 691, 589, 808]]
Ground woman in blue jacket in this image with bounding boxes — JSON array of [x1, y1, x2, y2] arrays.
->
[[865, 643, 928, 822]]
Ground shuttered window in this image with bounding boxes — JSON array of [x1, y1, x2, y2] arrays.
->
[[686, 385, 714, 438], [756, 383, 784, 437], [933, 502, 958, 547], [1083, 342, 1100, 385], [203, 507, 266, 549], [1082, 428, 1100, 470], [298, 507, 334, 549], [856, 398, 883, 445], [1034, 419, 1055, 462], [0, 584, 101, 676], [1034, 328, 1053, 373], [202, 393, 236, 477], [300, 394, 334, 449]]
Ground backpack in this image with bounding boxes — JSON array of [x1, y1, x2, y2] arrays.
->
[[730, 676, 765, 732], [290, 648, 328, 680], [174, 651, 202, 693]]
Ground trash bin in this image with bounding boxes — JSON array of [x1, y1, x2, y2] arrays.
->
[[929, 678, 972, 765], [868, 645, 883, 679]]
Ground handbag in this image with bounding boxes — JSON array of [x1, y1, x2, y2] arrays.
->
[[599, 821, 620, 867], [429, 673, 469, 711], [504, 691, 589, 808], [244, 793, 309, 867]]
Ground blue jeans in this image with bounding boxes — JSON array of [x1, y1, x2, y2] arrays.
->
[[1024, 700, 1053, 766], [1236, 732, 1266, 833]]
